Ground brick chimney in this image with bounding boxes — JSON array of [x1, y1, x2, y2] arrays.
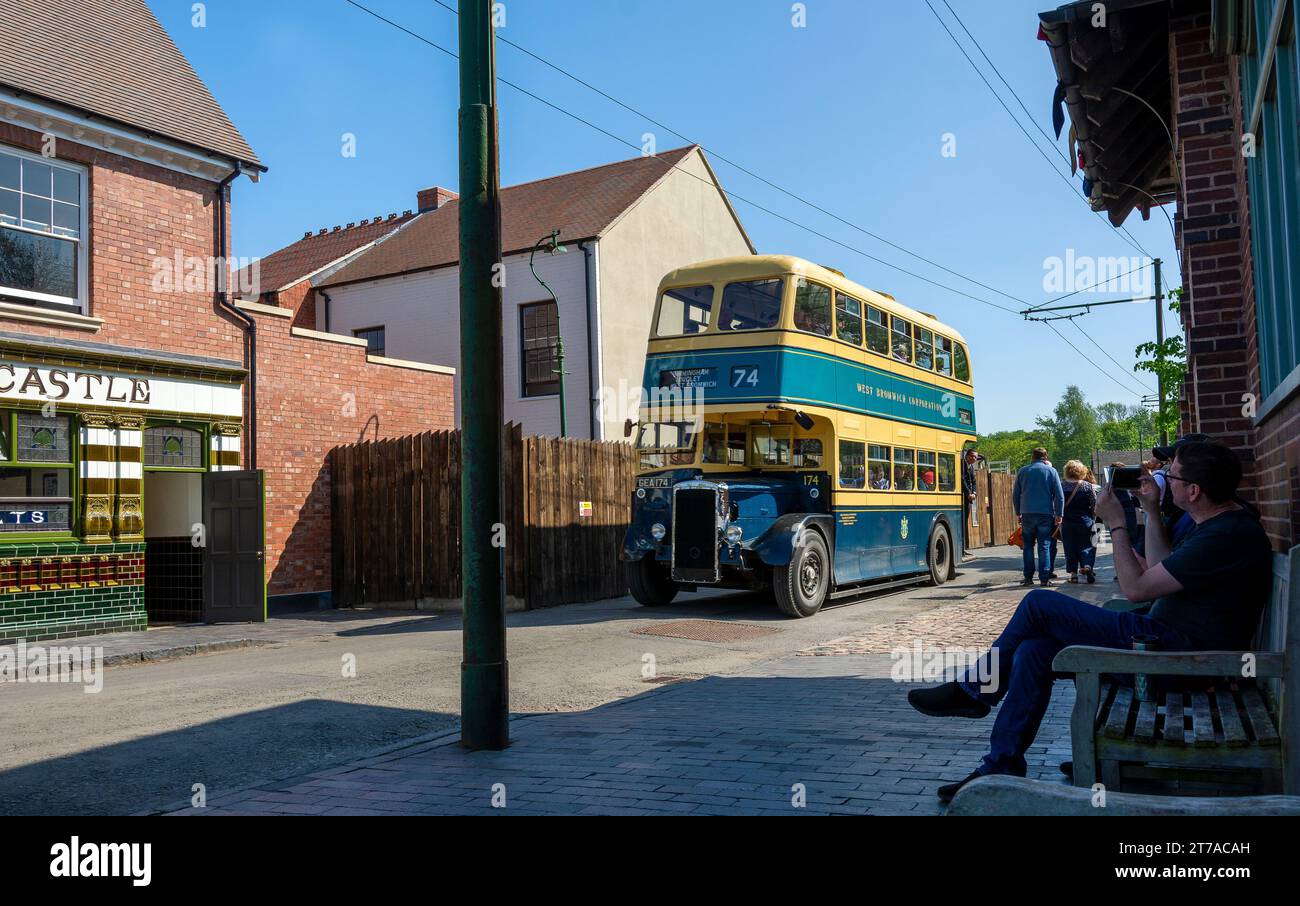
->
[[417, 186, 459, 213]]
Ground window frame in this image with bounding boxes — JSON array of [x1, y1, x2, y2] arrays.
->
[[351, 325, 386, 357], [0, 408, 78, 539], [937, 452, 957, 492], [519, 300, 562, 399], [792, 278, 833, 338], [0, 144, 89, 312], [890, 316, 914, 365], [654, 283, 716, 338], [867, 443, 892, 491], [142, 420, 210, 473], [893, 446, 916, 490], [838, 439, 866, 489]]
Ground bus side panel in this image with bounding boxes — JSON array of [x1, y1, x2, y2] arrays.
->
[[833, 505, 965, 584]]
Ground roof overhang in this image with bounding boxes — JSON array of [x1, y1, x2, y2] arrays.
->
[[0, 85, 265, 183], [1038, 0, 1179, 226]]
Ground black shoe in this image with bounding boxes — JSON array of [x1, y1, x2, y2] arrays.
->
[[1040, 578, 1054, 587], [907, 682, 991, 719], [1086, 571, 1096, 584], [938, 770, 984, 804], [1020, 577, 1035, 587], [1060, 760, 1073, 778], [1048, 572, 1060, 579]]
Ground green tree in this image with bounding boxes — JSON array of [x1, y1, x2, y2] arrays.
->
[[975, 428, 1055, 472], [1035, 385, 1099, 471]]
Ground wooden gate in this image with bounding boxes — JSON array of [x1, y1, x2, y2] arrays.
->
[[966, 469, 1016, 549]]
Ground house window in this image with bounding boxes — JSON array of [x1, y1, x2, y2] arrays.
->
[[0, 410, 75, 535], [1240, 1, 1300, 403], [520, 301, 560, 397], [0, 146, 86, 310], [144, 426, 205, 470], [353, 326, 386, 357]]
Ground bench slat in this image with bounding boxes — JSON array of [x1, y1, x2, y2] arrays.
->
[[1162, 693, 1186, 747], [1190, 692, 1216, 747], [1104, 686, 1134, 740], [1217, 687, 1249, 747], [1134, 698, 1158, 743], [1240, 686, 1280, 747]]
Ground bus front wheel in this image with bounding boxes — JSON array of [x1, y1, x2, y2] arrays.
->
[[774, 531, 830, 618], [927, 524, 953, 586], [628, 556, 679, 607]]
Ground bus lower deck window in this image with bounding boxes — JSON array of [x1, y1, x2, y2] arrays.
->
[[794, 438, 823, 469], [938, 453, 957, 491], [868, 444, 891, 489], [839, 440, 865, 488], [917, 451, 936, 491], [894, 447, 915, 490], [749, 424, 792, 466]]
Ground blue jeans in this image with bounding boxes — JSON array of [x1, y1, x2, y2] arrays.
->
[[959, 589, 1195, 776], [1060, 521, 1095, 573], [1020, 514, 1054, 581]]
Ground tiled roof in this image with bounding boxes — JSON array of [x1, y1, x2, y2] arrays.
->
[[247, 211, 420, 294], [321, 146, 710, 287], [0, 0, 262, 167]]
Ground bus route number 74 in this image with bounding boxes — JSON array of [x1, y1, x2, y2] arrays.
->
[[730, 365, 760, 388]]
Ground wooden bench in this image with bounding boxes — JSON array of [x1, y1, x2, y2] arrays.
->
[[1052, 544, 1299, 795]]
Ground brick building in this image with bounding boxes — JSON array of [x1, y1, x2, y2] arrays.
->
[[0, 0, 453, 641], [1039, 0, 1300, 549]]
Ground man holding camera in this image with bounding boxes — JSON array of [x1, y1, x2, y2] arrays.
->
[[907, 440, 1272, 803]]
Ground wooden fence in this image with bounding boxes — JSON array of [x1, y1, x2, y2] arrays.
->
[[332, 430, 1021, 609], [330, 425, 638, 609], [967, 469, 1016, 549]]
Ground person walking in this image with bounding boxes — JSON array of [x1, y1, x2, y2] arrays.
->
[[1012, 447, 1064, 587], [1060, 460, 1098, 583], [961, 448, 981, 561]]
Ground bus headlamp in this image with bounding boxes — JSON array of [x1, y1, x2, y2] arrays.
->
[[651, 523, 667, 542], [725, 525, 743, 545]]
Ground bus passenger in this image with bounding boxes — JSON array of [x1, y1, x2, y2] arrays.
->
[[919, 468, 935, 491], [895, 465, 914, 491], [869, 466, 888, 490]]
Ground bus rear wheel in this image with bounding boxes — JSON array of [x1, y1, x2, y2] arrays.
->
[[927, 524, 953, 586], [628, 556, 678, 607], [774, 531, 830, 618]]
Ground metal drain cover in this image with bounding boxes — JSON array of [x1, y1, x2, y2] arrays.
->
[[633, 619, 782, 643]]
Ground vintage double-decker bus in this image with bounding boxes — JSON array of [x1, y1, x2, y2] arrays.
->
[[621, 255, 977, 617]]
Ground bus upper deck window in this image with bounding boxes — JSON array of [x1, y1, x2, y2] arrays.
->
[[935, 336, 954, 376], [836, 294, 863, 346], [868, 444, 891, 489], [794, 279, 832, 337], [838, 440, 865, 488], [865, 306, 889, 356], [656, 285, 714, 337], [794, 438, 823, 469], [718, 279, 784, 332], [891, 317, 913, 364], [916, 329, 935, 371], [954, 343, 971, 382]]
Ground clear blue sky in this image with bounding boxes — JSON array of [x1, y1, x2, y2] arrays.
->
[[155, 0, 1179, 433]]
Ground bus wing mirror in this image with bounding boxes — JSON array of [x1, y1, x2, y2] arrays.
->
[[795, 411, 814, 431], [624, 419, 635, 439]]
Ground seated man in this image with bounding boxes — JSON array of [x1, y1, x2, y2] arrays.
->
[[906, 441, 1272, 803]]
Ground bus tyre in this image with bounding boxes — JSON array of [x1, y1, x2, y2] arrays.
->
[[628, 556, 678, 607], [774, 530, 830, 618], [927, 524, 953, 586]]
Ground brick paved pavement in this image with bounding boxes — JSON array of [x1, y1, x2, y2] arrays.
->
[[165, 657, 1076, 816]]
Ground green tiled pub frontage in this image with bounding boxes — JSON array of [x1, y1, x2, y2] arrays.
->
[[0, 336, 246, 644]]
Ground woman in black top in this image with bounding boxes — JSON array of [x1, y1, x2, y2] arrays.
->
[[1060, 460, 1099, 583]]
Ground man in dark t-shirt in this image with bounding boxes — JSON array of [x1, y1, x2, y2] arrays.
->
[[906, 441, 1272, 802]]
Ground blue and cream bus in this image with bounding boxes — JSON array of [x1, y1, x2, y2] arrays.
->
[[621, 256, 977, 617]]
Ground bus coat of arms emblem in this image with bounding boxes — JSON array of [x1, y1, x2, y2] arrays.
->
[[900, 516, 909, 540]]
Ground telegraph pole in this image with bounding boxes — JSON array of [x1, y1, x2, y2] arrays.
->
[[1153, 257, 1168, 448], [458, 0, 508, 750]]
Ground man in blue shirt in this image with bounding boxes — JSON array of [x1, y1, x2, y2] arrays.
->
[[1012, 447, 1064, 587]]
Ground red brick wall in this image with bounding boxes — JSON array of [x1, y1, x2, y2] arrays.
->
[[0, 122, 246, 361], [1171, 12, 1300, 550], [250, 309, 455, 596]]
